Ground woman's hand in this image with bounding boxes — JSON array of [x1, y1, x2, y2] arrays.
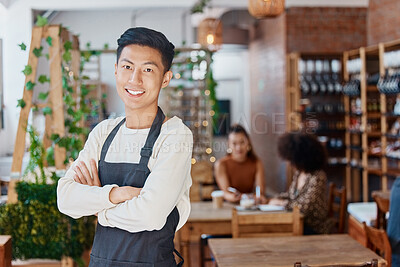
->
[[224, 191, 241, 203], [73, 159, 101, 186], [268, 198, 288, 206]]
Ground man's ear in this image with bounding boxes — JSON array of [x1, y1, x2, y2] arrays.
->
[[114, 63, 118, 76], [161, 70, 173, 89]]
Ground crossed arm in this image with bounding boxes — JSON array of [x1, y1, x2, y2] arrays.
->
[[57, 119, 193, 233], [73, 159, 141, 205]]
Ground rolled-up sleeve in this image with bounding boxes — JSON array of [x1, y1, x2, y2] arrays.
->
[[57, 120, 119, 218]]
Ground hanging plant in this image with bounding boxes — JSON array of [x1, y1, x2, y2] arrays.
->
[[0, 17, 96, 265], [191, 0, 212, 14]]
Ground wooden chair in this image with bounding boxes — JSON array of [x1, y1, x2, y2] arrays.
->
[[328, 182, 346, 233], [363, 222, 392, 267], [232, 206, 303, 238], [372, 194, 390, 230], [293, 259, 379, 267], [0, 236, 11, 267]]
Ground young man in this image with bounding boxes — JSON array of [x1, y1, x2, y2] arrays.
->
[[57, 27, 193, 266]]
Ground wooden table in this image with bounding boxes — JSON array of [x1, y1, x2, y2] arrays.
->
[[348, 190, 391, 246], [372, 190, 390, 201], [175, 201, 234, 267], [208, 234, 386, 267]]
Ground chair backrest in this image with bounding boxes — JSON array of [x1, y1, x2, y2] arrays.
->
[[293, 259, 379, 267], [363, 222, 392, 267], [372, 194, 390, 230], [328, 182, 347, 233], [231, 206, 303, 238]]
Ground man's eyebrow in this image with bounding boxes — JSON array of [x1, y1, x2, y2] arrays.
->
[[120, 58, 134, 65], [119, 59, 160, 69], [143, 61, 160, 69]]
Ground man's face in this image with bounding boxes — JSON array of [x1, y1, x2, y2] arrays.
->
[[115, 44, 172, 116]]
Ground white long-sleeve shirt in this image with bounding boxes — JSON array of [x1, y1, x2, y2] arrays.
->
[[57, 116, 193, 233]]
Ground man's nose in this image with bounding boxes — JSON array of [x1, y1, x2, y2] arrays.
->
[[129, 69, 142, 84]]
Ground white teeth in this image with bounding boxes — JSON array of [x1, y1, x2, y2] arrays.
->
[[126, 89, 144, 95]]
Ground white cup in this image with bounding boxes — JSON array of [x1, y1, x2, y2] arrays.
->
[[211, 190, 224, 209]]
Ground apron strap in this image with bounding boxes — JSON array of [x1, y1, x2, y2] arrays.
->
[[100, 118, 126, 161], [138, 107, 165, 167], [174, 249, 184, 267]]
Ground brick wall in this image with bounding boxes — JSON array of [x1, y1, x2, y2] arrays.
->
[[249, 14, 287, 193], [368, 0, 400, 45], [287, 7, 367, 53]]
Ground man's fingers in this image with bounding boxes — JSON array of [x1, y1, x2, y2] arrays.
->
[[73, 169, 85, 184], [73, 165, 84, 182], [90, 159, 101, 187], [78, 161, 93, 186]]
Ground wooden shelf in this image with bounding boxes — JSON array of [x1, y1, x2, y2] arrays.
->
[[286, 53, 345, 189], [366, 112, 381, 118], [343, 40, 400, 201], [368, 168, 382, 176], [366, 131, 381, 137], [367, 85, 379, 92], [347, 112, 363, 117], [348, 146, 363, 151], [348, 130, 363, 135], [384, 113, 400, 118], [386, 155, 400, 160], [387, 168, 400, 177]]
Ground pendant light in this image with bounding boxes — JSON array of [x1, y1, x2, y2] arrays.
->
[[197, 18, 222, 51], [248, 0, 285, 18]]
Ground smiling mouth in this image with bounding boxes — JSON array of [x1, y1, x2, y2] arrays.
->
[[125, 89, 145, 96]]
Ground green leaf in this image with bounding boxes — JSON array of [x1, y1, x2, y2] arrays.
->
[[26, 81, 36, 91], [38, 92, 49, 100], [63, 94, 73, 105], [45, 53, 49, 60], [46, 36, 53, 46], [63, 51, 72, 62], [42, 107, 52, 115], [50, 133, 60, 142], [22, 65, 32, 76], [35, 15, 48, 27], [81, 51, 91, 62], [81, 87, 89, 96], [38, 75, 50, 84], [102, 93, 107, 99], [64, 41, 72, 51], [86, 42, 91, 49], [19, 43, 27, 51], [103, 43, 109, 50], [17, 99, 26, 108], [32, 46, 43, 58]]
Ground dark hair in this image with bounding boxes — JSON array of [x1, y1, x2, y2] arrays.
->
[[116, 27, 175, 72], [277, 132, 327, 173], [228, 124, 258, 161]]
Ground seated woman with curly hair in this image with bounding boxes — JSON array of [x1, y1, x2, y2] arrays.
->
[[268, 132, 333, 235]]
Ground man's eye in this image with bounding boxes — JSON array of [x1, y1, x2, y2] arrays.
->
[[123, 65, 131, 70], [144, 68, 153, 72]]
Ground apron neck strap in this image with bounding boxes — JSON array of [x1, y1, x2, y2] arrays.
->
[[139, 107, 165, 166], [100, 118, 126, 161]]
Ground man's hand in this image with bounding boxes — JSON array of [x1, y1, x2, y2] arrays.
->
[[73, 159, 101, 187], [73, 159, 142, 205], [109, 187, 142, 204]]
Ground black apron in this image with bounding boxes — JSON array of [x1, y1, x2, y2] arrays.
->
[[89, 107, 183, 267]]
